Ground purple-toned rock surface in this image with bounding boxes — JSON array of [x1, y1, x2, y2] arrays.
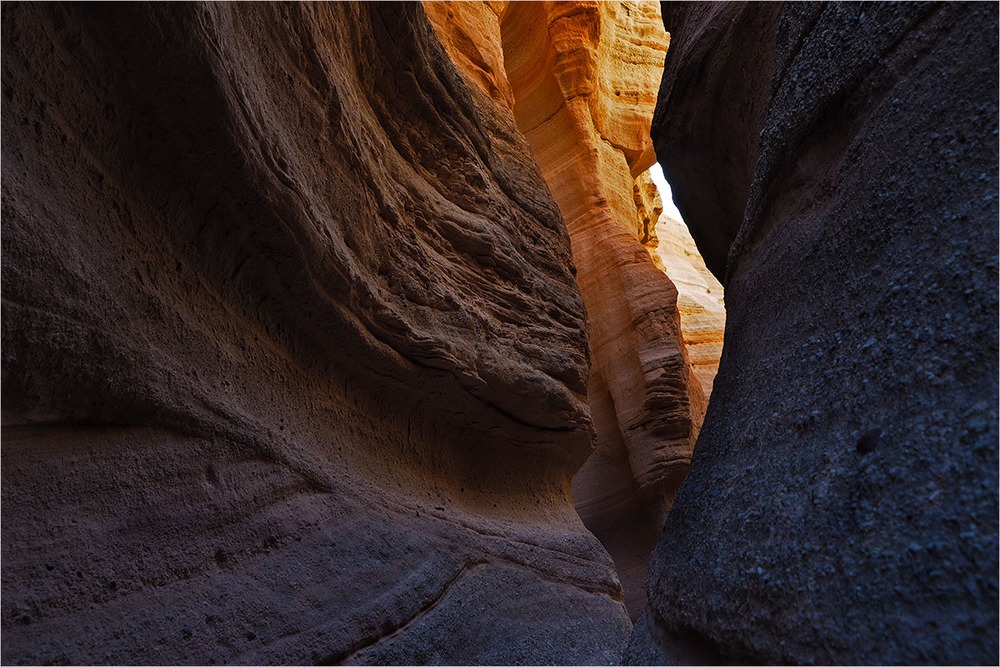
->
[[1, 3, 630, 663], [629, 3, 999, 664]]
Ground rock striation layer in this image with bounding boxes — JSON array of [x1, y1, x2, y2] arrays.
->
[[426, 0, 709, 619], [629, 3, 999, 664], [1, 3, 633, 663]]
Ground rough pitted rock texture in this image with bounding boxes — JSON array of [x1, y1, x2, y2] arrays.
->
[[424, 0, 707, 620], [1, 3, 633, 664], [633, 171, 663, 250], [628, 2, 999, 664]]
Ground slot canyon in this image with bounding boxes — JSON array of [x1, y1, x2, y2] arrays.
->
[[1, 1, 995, 665]]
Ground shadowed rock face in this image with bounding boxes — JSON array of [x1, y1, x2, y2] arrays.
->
[[1, 2, 632, 663], [630, 2, 999, 664]]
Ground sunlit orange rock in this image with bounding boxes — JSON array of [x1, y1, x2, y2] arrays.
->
[[423, 1, 513, 109], [635, 172, 726, 397], [634, 171, 663, 253], [426, 0, 710, 619], [649, 206, 726, 397]]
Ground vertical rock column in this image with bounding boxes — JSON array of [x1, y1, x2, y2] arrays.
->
[[425, 0, 732, 620], [425, 0, 708, 618], [499, 1, 708, 619], [635, 171, 726, 398]]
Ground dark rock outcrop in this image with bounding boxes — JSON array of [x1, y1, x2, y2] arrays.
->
[[629, 2, 999, 664], [1, 3, 632, 663]]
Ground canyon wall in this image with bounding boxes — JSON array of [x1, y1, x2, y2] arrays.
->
[[425, 0, 710, 618], [502, 0, 704, 621], [0, 3, 634, 663], [630, 2, 999, 664]]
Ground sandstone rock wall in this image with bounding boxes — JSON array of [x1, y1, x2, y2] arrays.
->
[[423, 1, 513, 110], [630, 2, 999, 664], [0, 3, 632, 663], [426, 0, 710, 619], [502, 1, 709, 620], [633, 172, 663, 250]]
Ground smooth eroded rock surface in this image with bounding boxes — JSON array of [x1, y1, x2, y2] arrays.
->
[[630, 2, 999, 664], [1, 2, 632, 663]]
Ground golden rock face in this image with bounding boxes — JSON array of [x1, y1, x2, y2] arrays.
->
[[425, 0, 724, 619], [423, 1, 514, 109], [640, 169, 727, 398]]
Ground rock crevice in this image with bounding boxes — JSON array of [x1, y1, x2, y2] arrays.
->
[[425, 0, 716, 619]]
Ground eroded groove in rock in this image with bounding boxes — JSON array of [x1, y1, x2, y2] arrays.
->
[[0, 2, 632, 663], [629, 2, 999, 664]]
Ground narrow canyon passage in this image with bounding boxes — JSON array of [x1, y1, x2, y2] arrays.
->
[[2, 2, 996, 666], [423, 0, 726, 620], [497, 0, 723, 618]]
